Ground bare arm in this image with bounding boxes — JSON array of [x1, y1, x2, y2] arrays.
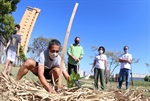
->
[[6, 40, 11, 49], [68, 54, 76, 60], [38, 65, 56, 93], [91, 60, 96, 72], [79, 47, 84, 60], [67, 45, 79, 62], [119, 58, 132, 64], [62, 71, 70, 83], [92, 60, 96, 68], [17, 43, 21, 56], [104, 60, 108, 72]]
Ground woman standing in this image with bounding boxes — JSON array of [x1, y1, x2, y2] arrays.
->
[[91, 46, 108, 90]]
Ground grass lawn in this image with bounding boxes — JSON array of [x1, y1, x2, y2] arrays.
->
[[0, 64, 39, 81]]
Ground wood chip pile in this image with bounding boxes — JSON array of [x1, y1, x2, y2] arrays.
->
[[0, 72, 150, 101]]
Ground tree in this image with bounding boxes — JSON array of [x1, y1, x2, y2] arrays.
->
[[0, 0, 20, 44], [145, 63, 150, 74], [144, 75, 150, 82], [19, 46, 27, 61], [27, 36, 52, 60], [0, 14, 15, 44]]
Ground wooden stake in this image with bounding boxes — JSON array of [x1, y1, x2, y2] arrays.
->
[[58, 3, 79, 88]]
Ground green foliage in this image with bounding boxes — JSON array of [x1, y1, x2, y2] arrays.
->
[[109, 76, 115, 82], [89, 75, 94, 79], [0, 0, 20, 15], [19, 46, 27, 61], [0, 0, 20, 43], [144, 75, 150, 82], [0, 14, 15, 43], [133, 80, 150, 87], [68, 70, 80, 88]]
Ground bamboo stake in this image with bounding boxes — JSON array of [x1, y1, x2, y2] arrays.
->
[[58, 3, 79, 88]]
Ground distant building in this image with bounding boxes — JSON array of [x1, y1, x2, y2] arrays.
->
[[19, 6, 41, 55], [83, 71, 88, 76], [78, 69, 83, 77]]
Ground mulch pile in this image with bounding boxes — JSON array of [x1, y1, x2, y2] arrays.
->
[[0, 72, 149, 101]]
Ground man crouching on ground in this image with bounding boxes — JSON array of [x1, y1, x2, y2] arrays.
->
[[16, 39, 70, 93]]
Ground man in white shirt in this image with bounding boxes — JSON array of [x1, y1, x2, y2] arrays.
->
[[118, 46, 132, 90], [16, 39, 70, 93]]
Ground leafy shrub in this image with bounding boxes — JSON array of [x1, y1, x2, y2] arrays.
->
[[68, 70, 80, 88], [144, 75, 150, 82]]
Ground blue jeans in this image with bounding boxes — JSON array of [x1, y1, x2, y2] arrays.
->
[[118, 68, 130, 89]]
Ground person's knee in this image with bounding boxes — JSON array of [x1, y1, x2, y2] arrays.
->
[[23, 59, 36, 69], [53, 67, 60, 74], [50, 67, 60, 77]]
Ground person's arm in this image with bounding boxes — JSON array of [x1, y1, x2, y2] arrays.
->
[[67, 45, 78, 61], [62, 71, 70, 83], [119, 58, 132, 64], [104, 59, 108, 73], [17, 43, 20, 57], [5, 40, 11, 50], [79, 47, 84, 60], [91, 60, 96, 72], [38, 65, 56, 93]]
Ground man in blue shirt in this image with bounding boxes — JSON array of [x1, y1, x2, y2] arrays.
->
[[3, 24, 21, 75]]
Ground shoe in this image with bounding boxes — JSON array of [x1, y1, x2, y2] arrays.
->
[[117, 86, 122, 91]]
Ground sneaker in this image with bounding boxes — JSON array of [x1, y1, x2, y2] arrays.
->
[[117, 86, 122, 91]]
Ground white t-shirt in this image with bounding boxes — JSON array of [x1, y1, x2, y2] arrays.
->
[[94, 54, 107, 69], [38, 50, 66, 71], [119, 53, 132, 69]]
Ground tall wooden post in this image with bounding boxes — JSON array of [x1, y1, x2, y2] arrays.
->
[[58, 3, 79, 88]]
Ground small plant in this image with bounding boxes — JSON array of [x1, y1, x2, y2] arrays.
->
[[68, 70, 80, 88]]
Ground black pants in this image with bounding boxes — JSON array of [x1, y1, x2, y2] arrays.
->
[[34, 62, 52, 79], [68, 63, 79, 75]]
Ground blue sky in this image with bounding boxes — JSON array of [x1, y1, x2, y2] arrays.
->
[[12, 0, 150, 75]]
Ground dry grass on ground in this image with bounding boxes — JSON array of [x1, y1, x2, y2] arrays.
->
[[0, 72, 150, 101], [0, 64, 150, 101]]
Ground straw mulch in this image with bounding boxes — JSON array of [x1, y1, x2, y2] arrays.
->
[[0, 72, 150, 101]]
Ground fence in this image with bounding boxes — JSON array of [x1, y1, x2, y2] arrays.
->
[[0, 40, 24, 67]]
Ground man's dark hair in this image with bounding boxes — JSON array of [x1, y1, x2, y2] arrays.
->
[[15, 24, 20, 29], [123, 45, 129, 50], [74, 36, 80, 41], [98, 46, 105, 53], [48, 39, 61, 49]]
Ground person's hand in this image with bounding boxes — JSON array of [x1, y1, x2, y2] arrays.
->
[[74, 58, 80, 62], [127, 58, 131, 64], [50, 90, 56, 94], [49, 89, 56, 94]]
